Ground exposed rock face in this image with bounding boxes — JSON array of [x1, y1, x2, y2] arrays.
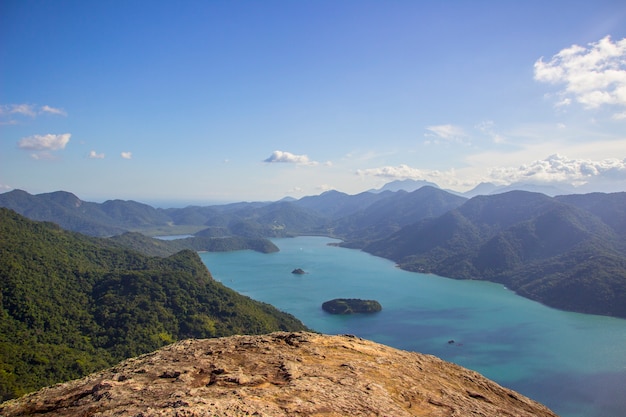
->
[[0, 332, 558, 417]]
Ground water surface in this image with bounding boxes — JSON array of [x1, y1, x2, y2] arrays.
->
[[200, 236, 626, 417]]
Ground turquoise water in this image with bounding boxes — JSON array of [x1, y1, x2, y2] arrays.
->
[[200, 236, 626, 417]]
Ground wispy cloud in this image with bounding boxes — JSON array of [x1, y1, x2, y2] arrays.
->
[[356, 164, 428, 179], [475, 120, 506, 144], [1, 103, 67, 125], [1, 103, 67, 117], [263, 150, 318, 166], [121, 152, 133, 159], [89, 150, 105, 159], [18, 133, 71, 151], [40, 105, 67, 116], [424, 124, 469, 145], [1, 104, 37, 117], [534, 36, 626, 115]]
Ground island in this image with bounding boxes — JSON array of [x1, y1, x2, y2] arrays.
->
[[321, 298, 382, 314], [291, 268, 306, 275]]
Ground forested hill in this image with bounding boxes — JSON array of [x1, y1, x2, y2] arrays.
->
[[364, 191, 626, 318], [3, 187, 626, 319], [0, 208, 307, 401]]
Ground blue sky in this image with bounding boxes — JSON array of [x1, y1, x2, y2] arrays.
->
[[2, 1, 626, 205]]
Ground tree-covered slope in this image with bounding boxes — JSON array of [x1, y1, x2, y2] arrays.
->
[[0, 189, 329, 239], [293, 189, 392, 219], [364, 191, 626, 318], [556, 192, 626, 237], [332, 186, 467, 245], [0, 189, 170, 236], [0, 208, 307, 401], [108, 232, 279, 257]]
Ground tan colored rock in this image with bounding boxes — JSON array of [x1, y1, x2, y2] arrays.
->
[[0, 332, 558, 417]]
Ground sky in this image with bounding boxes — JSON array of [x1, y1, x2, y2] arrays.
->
[[2, 1, 626, 206]]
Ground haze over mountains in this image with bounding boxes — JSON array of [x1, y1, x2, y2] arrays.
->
[[1, 181, 625, 320]]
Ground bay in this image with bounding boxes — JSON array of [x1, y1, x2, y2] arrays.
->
[[200, 236, 626, 417]]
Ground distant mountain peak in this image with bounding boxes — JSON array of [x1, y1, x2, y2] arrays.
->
[[370, 179, 440, 193]]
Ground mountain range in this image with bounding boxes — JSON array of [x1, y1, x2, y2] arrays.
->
[[1, 184, 625, 318]]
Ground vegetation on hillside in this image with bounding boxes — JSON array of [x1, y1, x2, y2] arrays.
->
[[0, 208, 307, 401], [364, 192, 626, 318], [2, 187, 626, 319], [321, 299, 382, 314], [108, 232, 279, 257]]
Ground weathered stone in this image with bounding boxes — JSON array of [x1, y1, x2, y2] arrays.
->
[[0, 332, 558, 417]]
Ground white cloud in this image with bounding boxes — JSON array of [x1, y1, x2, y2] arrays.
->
[[263, 150, 318, 166], [613, 111, 626, 120], [487, 154, 626, 186], [40, 105, 67, 116], [424, 124, 469, 145], [1, 103, 67, 117], [475, 120, 506, 144], [121, 152, 133, 159], [354, 154, 626, 193], [316, 184, 334, 192], [356, 164, 474, 190], [1, 104, 37, 117], [1, 103, 67, 125], [534, 36, 626, 114], [29, 152, 57, 160], [18, 133, 71, 151], [357, 164, 428, 179], [89, 150, 105, 159]]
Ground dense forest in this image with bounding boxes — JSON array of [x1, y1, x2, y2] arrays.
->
[[363, 191, 626, 317], [0, 208, 307, 401]]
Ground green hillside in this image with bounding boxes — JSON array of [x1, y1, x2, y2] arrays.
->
[[108, 232, 279, 257], [364, 192, 626, 317], [0, 208, 307, 401]]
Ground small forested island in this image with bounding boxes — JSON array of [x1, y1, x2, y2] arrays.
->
[[322, 298, 382, 314], [291, 268, 306, 275]]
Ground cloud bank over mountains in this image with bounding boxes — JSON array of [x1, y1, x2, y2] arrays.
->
[[356, 155, 626, 192]]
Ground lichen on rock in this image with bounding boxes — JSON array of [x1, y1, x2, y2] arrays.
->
[[0, 332, 558, 417]]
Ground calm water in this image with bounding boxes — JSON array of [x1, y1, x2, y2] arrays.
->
[[200, 236, 626, 417]]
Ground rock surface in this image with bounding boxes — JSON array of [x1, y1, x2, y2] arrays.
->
[[0, 332, 558, 417]]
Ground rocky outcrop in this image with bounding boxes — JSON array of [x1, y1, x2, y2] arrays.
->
[[0, 332, 558, 417], [291, 268, 306, 275]]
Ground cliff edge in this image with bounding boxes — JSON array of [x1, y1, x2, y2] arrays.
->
[[0, 332, 558, 417]]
